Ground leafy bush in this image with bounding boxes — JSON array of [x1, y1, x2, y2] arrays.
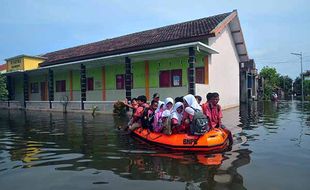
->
[[113, 101, 127, 115]]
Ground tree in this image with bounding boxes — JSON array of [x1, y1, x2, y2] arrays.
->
[[293, 77, 302, 96], [0, 74, 8, 101], [259, 66, 280, 100], [294, 76, 310, 100], [279, 75, 293, 97]]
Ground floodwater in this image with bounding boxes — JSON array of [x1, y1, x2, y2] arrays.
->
[[0, 101, 309, 190]]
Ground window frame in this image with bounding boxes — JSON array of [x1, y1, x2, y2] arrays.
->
[[195, 67, 205, 84], [116, 74, 133, 90], [86, 77, 94, 91], [116, 74, 125, 89], [30, 82, 39, 93], [56, 80, 66, 92], [159, 69, 183, 88], [171, 69, 182, 87], [159, 70, 171, 87]]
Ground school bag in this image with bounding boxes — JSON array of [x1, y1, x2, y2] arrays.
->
[[190, 107, 209, 135]]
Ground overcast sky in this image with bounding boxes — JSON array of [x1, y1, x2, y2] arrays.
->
[[0, 0, 309, 79]]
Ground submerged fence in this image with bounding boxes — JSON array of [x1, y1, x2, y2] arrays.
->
[[0, 100, 116, 114]]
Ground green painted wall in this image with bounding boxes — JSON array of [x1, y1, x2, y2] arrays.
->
[[11, 51, 206, 98], [147, 53, 205, 88], [87, 67, 102, 90], [105, 64, 125, 90], [54, 71, 70, 91], [14, 75, 23, 94], [29, 74, 46, 85], [132, 62, 145, 88], [72, 70, 80, 91]]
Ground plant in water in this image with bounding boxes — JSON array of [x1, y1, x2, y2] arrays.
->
[[113, 101, 127, 116]]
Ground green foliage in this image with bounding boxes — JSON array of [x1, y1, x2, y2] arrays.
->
[[260, 66, 281, 100], [0, 74, 8, 101], [295, 76, 310, 99], [260, 67, 280, 87], [279, 75, 293, 96], [305, 80, 310, 97], [113, 101, 127, 115]]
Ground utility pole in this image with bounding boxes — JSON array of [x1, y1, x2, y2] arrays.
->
[[291, 52, 304, 102]]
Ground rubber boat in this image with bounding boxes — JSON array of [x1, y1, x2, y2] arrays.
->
[[131, 127, 232, 152]]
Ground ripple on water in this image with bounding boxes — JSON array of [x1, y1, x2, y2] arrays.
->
[[76, 159, 92, 163], [93, 181, 109, 185], [265, 125, 279, 129], [118, 150, 157, 154], [105, 156, 122, 160], [49, 133, 65, 136]]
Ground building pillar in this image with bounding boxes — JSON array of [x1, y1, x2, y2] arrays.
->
[[144, 60, 150, 100], [23, 73, 29, 108], [69, 70, 73, 101], [125, 57, 132, 100], [188, 47, 195, 95], [6, 76, 12, 107], [80, 64, 86, 110], [240, 71, 248, 103], [204, 56, 209, 85], [48, 69, 54, 109], [101, 66, 106, 101]]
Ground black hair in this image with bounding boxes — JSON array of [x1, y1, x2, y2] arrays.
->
[[131, 98, 137, 102], [137, 95, 147, 103], [206, 93, 213, 101], [212, 92, 219, 98], [195, 95, 202, 102], [152, 93, 160, 99], [175, 96, 184, 103], [151, 100, 158, 105]]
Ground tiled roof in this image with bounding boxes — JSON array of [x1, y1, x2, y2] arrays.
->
[[40, 11, 233, 67], [0, 64, 6, 71]]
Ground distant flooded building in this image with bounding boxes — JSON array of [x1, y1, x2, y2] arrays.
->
[[240, 59, 258, 103], [1, 10, 254, 112], [0, 63, 6, 74]]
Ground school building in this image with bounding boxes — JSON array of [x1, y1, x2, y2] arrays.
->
[[0, 10, 256, 113]]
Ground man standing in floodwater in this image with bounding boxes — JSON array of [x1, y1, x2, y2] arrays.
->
[[203, 92, 223, 128]]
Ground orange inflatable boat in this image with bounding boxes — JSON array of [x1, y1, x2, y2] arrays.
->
[[131, 127, 232, 152]]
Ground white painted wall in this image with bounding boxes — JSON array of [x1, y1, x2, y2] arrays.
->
[[208, 25, 240, 109]]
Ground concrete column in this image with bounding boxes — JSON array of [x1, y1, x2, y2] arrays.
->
[[6, 76, 12, 107], [48, 69, 54, 109], [240, 71, 248, 103], [188, 47, 195, 95], [80, 64, 86, 110], [125, 57, 132, 100], [23, 73, 29, 108]]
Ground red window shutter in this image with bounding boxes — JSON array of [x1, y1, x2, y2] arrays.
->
[[56, 80, 66, 92], [87, 77, 94, 91], [195, 67, 205, 84], [171, 69, 182, 87], [61, 80, 66, 92], [116, 74, 124, 89], [159, 70, 170, 87]]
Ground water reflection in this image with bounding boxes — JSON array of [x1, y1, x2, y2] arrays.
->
[[1, 101, 309, 189]]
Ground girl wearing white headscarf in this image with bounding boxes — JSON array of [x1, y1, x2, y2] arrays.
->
[[153, 110, 171, 135], [182, 94, 202, 133], [155, 101, 164, 113], [171, 102, 185, 133], [171, 102, 184, 125], [163, 97, 174, 112], [153, 101, 165, 130], [183, 94, 202, 111]]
